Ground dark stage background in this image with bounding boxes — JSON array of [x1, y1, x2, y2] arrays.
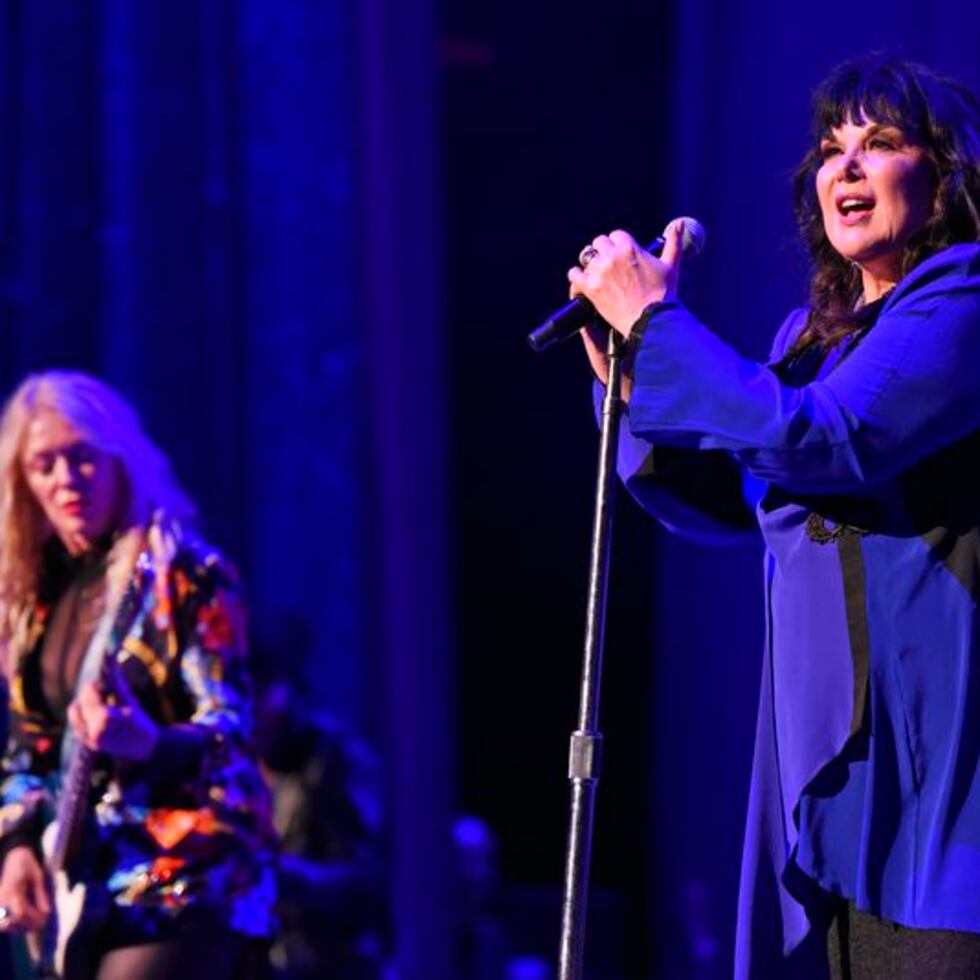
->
[[2, 1, 979, 977]]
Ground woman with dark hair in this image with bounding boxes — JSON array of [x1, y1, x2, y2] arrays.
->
[[0, 371, 277, 979], [569, 55, 980, 979]]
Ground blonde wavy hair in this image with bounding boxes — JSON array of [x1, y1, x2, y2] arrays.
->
[[0, 371, 195, 666]]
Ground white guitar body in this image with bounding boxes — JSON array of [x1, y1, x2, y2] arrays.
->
[[23, 821, 89, 978]]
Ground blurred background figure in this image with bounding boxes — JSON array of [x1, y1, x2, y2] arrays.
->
[[251, 616, 391, 980]]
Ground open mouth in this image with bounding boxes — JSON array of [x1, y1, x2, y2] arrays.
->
[[837, 195, 874, 217]]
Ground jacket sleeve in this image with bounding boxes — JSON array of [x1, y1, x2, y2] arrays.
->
[[140, 550, 256, 789], [608, 404, 757, 543], [597, 307, 809, 541], [626, 244, 980, 495]]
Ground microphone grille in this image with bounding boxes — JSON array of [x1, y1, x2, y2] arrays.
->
[[664, 216, 707, 257]]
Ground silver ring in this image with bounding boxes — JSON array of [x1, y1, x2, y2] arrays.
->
[[0, 905, 11, 929], [578, 244, 599, 268]]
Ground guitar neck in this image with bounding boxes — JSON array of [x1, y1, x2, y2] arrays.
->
[[48, 741, 97, 874], [47, 544, 153, 875]]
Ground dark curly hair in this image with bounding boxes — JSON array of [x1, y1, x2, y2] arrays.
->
[[792, 54, 980, 347]]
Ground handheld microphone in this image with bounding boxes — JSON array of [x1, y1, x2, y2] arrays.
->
[[527, 217, 706, 352]]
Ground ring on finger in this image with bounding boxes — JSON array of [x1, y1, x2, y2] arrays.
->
[[578, 244, 599, 268], [0, 905, 11, 930]]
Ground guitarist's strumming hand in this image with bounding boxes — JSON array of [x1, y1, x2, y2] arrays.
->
[[0, 845, 52, 933], [67, 664, 160, 762]]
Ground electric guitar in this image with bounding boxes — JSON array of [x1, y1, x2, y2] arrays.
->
[[26, 549, 153, 979]]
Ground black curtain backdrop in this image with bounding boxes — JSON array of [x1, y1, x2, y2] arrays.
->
[[3, 0, 980, 977], [443, 2, 669, 975]]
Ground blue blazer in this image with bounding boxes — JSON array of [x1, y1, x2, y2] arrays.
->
[[610, 243, 980, 978]]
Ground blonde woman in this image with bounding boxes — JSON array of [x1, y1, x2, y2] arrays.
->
[[0, 371, 276, 979]]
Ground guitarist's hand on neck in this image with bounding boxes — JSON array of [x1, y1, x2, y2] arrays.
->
[[0, 845, 52, 934], [67, 669, 160, 763]]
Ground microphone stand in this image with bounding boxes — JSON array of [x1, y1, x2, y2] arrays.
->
[[558, 325, 627, 980]]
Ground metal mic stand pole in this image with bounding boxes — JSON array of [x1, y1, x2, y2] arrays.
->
[[557, 325, 627, 980]]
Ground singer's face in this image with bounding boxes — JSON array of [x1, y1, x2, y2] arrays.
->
[[816, 115, 935, 289]]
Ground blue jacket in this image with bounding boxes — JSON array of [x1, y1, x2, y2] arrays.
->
[[612, 244, 980, 978]]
